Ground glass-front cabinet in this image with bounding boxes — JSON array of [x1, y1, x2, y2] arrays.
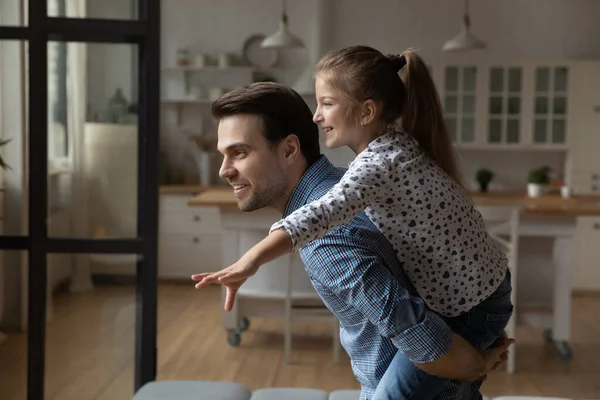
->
[[532, 66, 568, 146], [441, 66, 478, 145], [436, 62, 571, 149], [487, 66, 523, 145]]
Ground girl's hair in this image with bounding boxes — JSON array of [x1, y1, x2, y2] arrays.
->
[[315, 45, 463, 186]]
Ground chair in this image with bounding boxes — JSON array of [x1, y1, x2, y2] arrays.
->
[[476, 205, 521, 374], [283, 253, 341, 364]]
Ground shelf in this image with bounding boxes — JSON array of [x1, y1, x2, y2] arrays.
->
[[161, 98, 214, 104], [162, 65, 255, 72]]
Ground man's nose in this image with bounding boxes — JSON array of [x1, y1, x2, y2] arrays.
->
[[219, 160, 234, 179]]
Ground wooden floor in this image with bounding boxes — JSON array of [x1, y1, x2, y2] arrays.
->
[[0, 283, 599, 400]]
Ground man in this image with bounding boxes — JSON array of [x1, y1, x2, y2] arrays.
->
[[192, 82, 510, 400]]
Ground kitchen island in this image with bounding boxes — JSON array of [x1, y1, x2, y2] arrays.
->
[[189, 186, 600, 363]]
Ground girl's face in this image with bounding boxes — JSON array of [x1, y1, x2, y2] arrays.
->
[[312, 75, 363, 153]]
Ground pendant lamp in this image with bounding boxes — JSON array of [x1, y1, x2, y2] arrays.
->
[[261, 0, 305, 49], [443, 0, 486, 52]]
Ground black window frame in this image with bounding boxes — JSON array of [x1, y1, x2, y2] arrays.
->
[[0, 1, 161, 399]]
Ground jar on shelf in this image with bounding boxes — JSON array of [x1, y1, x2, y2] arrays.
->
[[176, 48, 190, 66]]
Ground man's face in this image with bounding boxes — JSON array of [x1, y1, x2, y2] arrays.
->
[[217, 114, 289, 212]]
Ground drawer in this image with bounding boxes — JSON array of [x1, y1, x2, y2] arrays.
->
[[160, 206, 222, 234], [159, 233, 223, 277], [569, 170, 600, 194]]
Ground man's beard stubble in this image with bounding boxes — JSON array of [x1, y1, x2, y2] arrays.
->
[[239, 176, 288, 212]]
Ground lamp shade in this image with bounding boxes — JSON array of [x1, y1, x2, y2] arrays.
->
[[443, 29, 486, 52], [443, 1, 486, 52], [261, 18, 304, 49]]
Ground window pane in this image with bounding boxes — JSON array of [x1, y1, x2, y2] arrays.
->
[[490, 68, 503, 93], [446, 117, 457, 141], [0, 251, 28, 400], [534, 119, 547, 143], [0, 40, 28, 236], [508, 68, 522, 92], [553, 97, 567, 114], [461, 118, 475, 142], [535, 96, 548, 114], [552, 119, 566, 143], [489, 97, 503, 115], [444, 95, 458, 113], [48, 42, 139, 239], [506, 119, 520, 143], [508, 97, 520, 115], [488, 119, 502, 143], [462, 67, 477, 91], [535, 67, 550, 92], [462, 95, 475, 114], [445, 67, 458, 91], [44, 253, 136, 399], [0, 0, 26, 26], [554, 67, 568, 92], [48, 0, 138, 19]]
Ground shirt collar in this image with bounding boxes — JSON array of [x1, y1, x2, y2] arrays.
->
[[282, 155, 335, 218]]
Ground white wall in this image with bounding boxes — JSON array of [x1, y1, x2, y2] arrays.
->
[[332, 0, 600, 64], [155, 0, 600, 188]]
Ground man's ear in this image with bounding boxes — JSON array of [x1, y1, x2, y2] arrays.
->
[[281, 134, 301, 165], [360, 99, 378, 126]]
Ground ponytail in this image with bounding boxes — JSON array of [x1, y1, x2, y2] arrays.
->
[[399, 50, 464, 187]]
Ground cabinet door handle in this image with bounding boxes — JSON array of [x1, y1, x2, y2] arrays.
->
[[193, 215, 201, 222], [192, 237, 200, 243], [591, 174, 599, 180], [593, 223, 600, 230], [592, 185, 599, 191]]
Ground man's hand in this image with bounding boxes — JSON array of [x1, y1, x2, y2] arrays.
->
[[481, 331, 513, 381], [192, 252, 260, 289], [416, 332, 514, 383], [191, 272, 248, 311]]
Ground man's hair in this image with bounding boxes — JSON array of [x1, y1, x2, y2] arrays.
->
[[212, 82, 321, 165]]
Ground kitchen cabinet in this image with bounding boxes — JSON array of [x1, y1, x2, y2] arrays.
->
[[159, 192, 223, 278], [572, 217, 600, 291]]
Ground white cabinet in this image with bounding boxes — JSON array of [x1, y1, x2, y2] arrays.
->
[[158, 192, 223, 278], [435, 61, 580, 150], [573, 217, 600, 291], [566, 61, 600, 195]]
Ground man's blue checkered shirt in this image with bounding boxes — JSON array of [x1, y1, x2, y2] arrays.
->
[[284, 156, 483, 400]]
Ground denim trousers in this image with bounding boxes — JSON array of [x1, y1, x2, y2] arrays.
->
[[371, 269, 514, 400]]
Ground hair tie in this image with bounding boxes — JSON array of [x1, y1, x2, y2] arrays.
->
[[387, 54, 406, 72]]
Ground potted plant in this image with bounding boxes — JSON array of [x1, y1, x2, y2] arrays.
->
[[475, 168, 494, 192], [527, 166, 551, 197]]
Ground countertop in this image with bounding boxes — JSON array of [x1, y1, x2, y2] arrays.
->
[[160, 185, 209, 195], [188, 187, 600, 217]]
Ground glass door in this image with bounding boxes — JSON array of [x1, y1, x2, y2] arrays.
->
[[0, 0, 160, 398]]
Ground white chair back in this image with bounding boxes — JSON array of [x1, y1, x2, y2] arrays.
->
[[476, 204, 521, 374]]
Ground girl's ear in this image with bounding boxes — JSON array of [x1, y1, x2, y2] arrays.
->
[[360, 99, 378, 126]]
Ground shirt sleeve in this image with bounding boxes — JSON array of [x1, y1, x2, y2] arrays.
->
[[270, 152, 390, 251], [301, 229, 452, 364]]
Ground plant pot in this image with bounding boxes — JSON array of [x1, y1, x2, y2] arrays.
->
[[527, 183, 545, 198]]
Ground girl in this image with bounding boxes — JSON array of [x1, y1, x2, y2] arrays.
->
[[199, 45, 513, 399]]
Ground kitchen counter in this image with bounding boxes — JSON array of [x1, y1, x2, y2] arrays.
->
[[189, 187, 600, 217], [190, 186, 600, 358], [160, 185, 209, 195]]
